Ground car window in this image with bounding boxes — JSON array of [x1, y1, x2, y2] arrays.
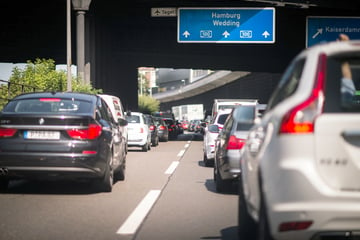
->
[[126, 115, 140, 123], [267, 58, 305, 111], [217, 113, 230, 125], [4, 98, 92, 114]]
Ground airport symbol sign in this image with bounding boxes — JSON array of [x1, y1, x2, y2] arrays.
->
[[307, 16, 360, 47], [177, 8, 275, 43]]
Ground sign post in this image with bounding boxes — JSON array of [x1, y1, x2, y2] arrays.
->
[[177, 8, 275, 44]]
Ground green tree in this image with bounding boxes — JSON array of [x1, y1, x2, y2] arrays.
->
[[0, 58, 102, 109], [138, 95, 160, 114]]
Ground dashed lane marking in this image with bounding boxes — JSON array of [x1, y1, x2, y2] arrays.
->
[[165, 161, 180, 175], [117, 190, 161, 235]]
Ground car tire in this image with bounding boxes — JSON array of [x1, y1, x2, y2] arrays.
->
[[203, 153, 211, 167], [115, 163, 125, 181], [214, 164, 231, 193], [95, 154, 114, 192], [142, 143, 148, 152], [257, 189, 274, 240], [238, 175, 257, 239]]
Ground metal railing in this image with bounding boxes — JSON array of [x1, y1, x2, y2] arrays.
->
[[0, 79, 44, 106]]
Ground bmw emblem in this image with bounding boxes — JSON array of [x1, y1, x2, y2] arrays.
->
[[39, 118, 45, 125]]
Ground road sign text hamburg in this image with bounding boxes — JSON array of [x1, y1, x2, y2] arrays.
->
[[178, 8, 275, 43]]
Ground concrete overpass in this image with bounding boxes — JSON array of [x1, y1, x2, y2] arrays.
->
[[0, 0, 359, 110]]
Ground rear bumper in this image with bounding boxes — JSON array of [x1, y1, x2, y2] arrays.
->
[[0, 152, 106, 180], [260, 137, 360, 240]]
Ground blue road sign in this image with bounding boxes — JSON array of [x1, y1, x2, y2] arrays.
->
[[307, 16, 360, 47], [177, 8, 275, 43]]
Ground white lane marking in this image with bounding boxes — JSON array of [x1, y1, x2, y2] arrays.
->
[[165, 161, 180, 175], [184, 143, 190, 148], [177, 149, 185, 157], [187, 140, 191, 144], [117, 190, 161, 235]]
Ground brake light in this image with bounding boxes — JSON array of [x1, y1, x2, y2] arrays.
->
[[279, 221, 313, 232], [0, 128, 17, 138], [280, 54, 326, 134], [149, 125, 155, 131], [159, 126, 166, 130], [66, 124, 102, 140], [40, 98, 61, 102], [226, 135, 246, 150]]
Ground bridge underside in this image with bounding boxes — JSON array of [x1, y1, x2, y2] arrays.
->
[[0, 0, 359, 110]]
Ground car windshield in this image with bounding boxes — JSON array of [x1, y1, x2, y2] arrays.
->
[[2, 98, 92, 114]]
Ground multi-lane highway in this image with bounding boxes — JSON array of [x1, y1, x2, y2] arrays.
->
[[0, 134, 239, 240]]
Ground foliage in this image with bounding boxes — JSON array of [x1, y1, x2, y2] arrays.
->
[[138, 95, 160, 114], [0, 58, 102, 110]]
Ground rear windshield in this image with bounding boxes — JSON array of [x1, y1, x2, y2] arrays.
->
[[126, 115, 140, 123], [2, 98, 92, 114], [325, 56, 360, 112]]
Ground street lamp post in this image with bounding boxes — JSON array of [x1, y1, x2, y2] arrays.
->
[[66, 0, 72, 91], [72, 0, 92, 84]]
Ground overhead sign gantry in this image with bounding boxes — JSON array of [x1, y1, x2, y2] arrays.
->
[[177, 7, 275, 43]]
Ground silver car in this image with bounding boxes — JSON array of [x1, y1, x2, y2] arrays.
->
[[239, 40, 360, 240], [214, 105, 256, 192]]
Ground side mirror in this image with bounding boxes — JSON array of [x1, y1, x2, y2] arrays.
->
[[208, 124, 219, 133], [118, 118, 128, 126]]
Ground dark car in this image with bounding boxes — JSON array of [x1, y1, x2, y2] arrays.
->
[[153, 117, 169, 142], [162, 118, 178, 140], [144, 114, 159, 147], [0, 92, 128, 192]]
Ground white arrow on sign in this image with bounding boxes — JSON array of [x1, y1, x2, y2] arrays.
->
[[183, 31, 190, 38], [312, 28, 323, 39], [222, 31, 230, 38], [262, 31, 270, 38]]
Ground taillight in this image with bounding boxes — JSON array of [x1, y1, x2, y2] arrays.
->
[[0, 128, 17, 138], [139, 127, 144, 133], [149, 125, 155, 131], [226, 135, 246, 150], [159, 126, 166, 130], [279, 221, 313, 232], [280, 54, 326, 134], [66, 124, 102, 140]]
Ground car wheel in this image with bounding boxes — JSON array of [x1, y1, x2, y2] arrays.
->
[[115, 163, 125, 181], [238, 175, 257, 239], [142, 143, 148, 152], [95, 154, 114, 192], [215, 163, 231, 193], [203, 153, 210, 167], [257, 190, 274, 240], [148, 141, 151, 150]]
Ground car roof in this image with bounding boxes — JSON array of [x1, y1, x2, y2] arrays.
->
[[299, 40, 360, 59]]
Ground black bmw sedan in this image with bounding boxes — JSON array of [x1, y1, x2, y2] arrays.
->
[[0, 92, 127, 192]]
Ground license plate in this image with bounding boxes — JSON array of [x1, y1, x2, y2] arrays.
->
[[24, 131, 60, 140]]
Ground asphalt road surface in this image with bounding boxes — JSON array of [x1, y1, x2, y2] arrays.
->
[[0, 133, 239, 240]]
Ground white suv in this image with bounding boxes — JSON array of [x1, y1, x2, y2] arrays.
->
[[239, 40, 360, 240]]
